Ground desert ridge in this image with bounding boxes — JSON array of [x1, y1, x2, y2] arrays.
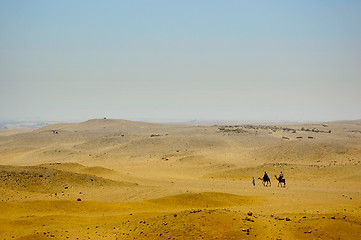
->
[[0, 118, 360, 239]]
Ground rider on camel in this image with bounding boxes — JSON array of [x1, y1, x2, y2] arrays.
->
[[279, 171, 284, 180], [263, 171, 269, 181]]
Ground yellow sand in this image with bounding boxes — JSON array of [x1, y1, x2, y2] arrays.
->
[[0, 119, 360, 239]]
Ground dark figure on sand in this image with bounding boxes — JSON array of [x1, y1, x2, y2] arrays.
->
[[259, 171, 271, 186]]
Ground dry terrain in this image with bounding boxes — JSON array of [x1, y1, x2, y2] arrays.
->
[[0, 119, 360, 239]]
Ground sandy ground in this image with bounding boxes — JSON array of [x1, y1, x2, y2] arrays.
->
[[0, 119, 360, 239]]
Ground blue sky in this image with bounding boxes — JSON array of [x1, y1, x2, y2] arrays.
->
[[1, 1, 360, 122]]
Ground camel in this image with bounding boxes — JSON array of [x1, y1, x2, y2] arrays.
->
[[258, 176, 271, 186], [275, 175, 286, 187]]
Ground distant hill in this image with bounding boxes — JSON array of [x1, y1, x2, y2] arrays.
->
[[0, 121, 49, 129], [39, 118, 178, 133], [329, 119, 361, 125]]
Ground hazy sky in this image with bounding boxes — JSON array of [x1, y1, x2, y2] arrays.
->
[[1, 1, 360, 122]]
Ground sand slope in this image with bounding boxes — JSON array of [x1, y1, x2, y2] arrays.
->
[[0, 118, 360, 239]]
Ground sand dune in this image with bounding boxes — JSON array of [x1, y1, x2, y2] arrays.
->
[[0, 118, 360, 239], [0, 165, 133, 194], [39, 163, 118, 176]]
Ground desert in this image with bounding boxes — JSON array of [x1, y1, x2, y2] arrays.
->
[[2, 1, 360, 239], [0, 118, 360, 239]]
